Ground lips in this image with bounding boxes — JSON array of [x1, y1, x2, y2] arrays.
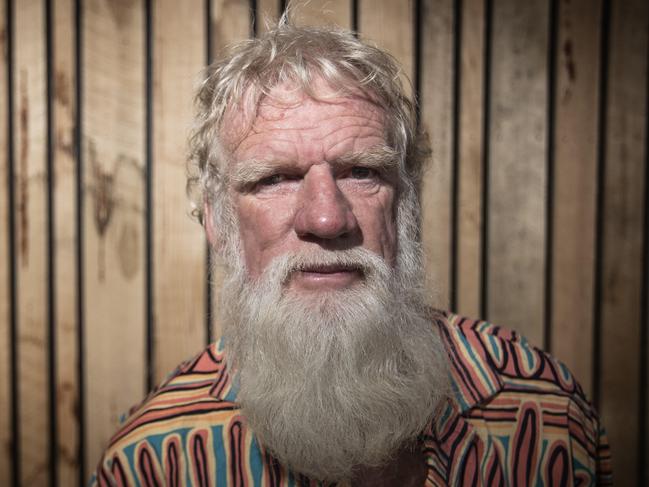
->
[[290, 264, 363, 290], [299, 264, 360, 274]]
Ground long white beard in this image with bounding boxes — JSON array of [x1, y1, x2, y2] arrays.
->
[[219, 246, 450, 482]]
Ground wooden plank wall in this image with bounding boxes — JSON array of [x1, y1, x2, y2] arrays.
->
[[51, 1, 77, 485], [0, 2, 11, 485], [599, 0, 648, 480], [13, 1, 49, 485], [1, 0, 647, 485], [82, 0, 147, 477]]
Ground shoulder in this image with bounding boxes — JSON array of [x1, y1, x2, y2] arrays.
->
[[110, 341, 240, 446], [89, 341, 254, 486], [438, 312, 613, 484], [439, 312, 589, 406]]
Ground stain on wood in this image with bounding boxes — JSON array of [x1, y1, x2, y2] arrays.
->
[[550, 0, 601, 398], [88, 140, 115, 238], [19, 70, 29, 265], [55, 70, 70, 106], [106, 0, 139, 26], [52, 2, 81, 484], [87, 139, 145, 280], [14, 2, 50, 485], [562, 39, 576, 82], [117, 221, 140, 280], [83, 0, 147, 475], [56, 126, 75, 159]]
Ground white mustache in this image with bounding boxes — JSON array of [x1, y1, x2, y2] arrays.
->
[[259, 247, 389, 286]]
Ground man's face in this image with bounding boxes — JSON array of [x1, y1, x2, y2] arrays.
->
[[221, 83, 399, 290], [211, 84, 447, 483]]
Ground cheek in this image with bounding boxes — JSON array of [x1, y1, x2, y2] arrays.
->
[[354, 189, 398, 263], [381, 194, 399, 263], [234, 195, 296, 271]]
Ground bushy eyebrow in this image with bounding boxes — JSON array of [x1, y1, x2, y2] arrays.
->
[[229, 145, 399, 190], [229, 160, 286, 190], [331, 145, 399, 172]]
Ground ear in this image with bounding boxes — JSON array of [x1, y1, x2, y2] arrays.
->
[[203, 201, 221, 251]]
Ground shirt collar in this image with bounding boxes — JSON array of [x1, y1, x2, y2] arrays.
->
[[435, 311, 504, 413]]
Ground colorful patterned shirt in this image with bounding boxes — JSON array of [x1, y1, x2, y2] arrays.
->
[[90, 313, 613, 486]]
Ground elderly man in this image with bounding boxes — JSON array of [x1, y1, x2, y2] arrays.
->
[[91, 22, 611, 486]]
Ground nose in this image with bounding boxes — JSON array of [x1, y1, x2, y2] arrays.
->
[[294, 165, 359, 241]]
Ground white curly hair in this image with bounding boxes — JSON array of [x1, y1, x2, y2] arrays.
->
[[187, 16, 430, 263]]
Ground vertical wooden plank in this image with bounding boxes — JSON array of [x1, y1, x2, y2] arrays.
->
[[358, 0, 414, 98], [257, 0, 280, 33], [211, 0, 251, 55], [14, 0, 49, 484], [209, 0, 251, 342], [646, 163, 649, 487], [83, 0, 146, 475], [293, 0, 351, 28], [419, 0, 453, 309], [357, 0, 418, 285], [53, 0, 79, 484], [550, 0, 601, 397], [0, 1, 12, 484], [599, 0, 648, 483], [456, 0, 484, 318], [153, 0, 206, 383], [487, 0, 548, 346], [646, 251, 649, 487], [645, 168, 649, 486]]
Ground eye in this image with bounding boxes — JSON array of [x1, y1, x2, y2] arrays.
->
[[349, 166, 376, 179], [258, 174, 286, 186]]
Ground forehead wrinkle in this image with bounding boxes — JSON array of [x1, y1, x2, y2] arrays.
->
[[317, 113, 387, 150], [223, 91, 387, 156], [233, 118, 384, 166], [254, 94, 386, 137]]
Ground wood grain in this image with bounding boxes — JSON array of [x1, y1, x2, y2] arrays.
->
[[0, 1, 12, 484], [14, 0, 49, 484], [487, 0, 548, 346], [419, 0, 454, 309], [646, 270, 649, 486], [257, 0, 281, 33], [211, 0, 252, 58], [456, 0, 484, 318], [638, 248, 649, 485], [53, 0, 79, 484], [0, 2, 647, 483], [358, 0, 414, 99], [292, 0, 351, 28], [646, 276, 649, 487], [209, 0, 251, 341], [82, 0, 146, 475], [153, 0, 207, 383], [550, 0, 601, 398], [598, 0, 648, 483]]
